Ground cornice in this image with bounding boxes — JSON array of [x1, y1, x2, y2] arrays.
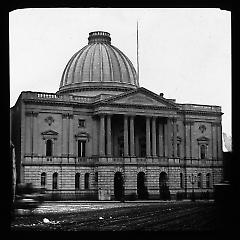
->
[[57, 85, 136, 95], [23, 98, 92, 108], [178, 110, 222, 116], [95, 102, 178, 111]]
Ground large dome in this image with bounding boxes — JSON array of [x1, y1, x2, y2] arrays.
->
[[58, 31, 139, 95]]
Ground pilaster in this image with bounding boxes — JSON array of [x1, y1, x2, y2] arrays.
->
[[173, 118, 177, 158], [107, 114, 112, 156], [151, 117, 157, 157], [146, 116, 151, 157], [158, 122, 164, 157], [124, 115, 129, 156], [130, 115, 135, 156], [99, 114, 105, 156]]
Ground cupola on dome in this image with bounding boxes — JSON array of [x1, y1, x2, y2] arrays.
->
[[58, 31, 139, 95]]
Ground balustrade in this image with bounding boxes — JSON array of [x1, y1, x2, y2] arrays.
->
[[22, 91, 95, 103], [179, 104, 221, 112]]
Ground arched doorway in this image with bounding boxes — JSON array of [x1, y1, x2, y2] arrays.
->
[[159, 172, 170, 200], [137, 172, 148, 199], [114, 172, 124, 201]]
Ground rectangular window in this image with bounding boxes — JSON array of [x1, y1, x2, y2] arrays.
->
[[78, 119, 85, 128], [78, 140, 86, 157], [180, 173, 184, 188], [177, 143, 180, 157]]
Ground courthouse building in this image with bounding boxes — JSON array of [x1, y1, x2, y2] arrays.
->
[[10, 31, 223, 200]]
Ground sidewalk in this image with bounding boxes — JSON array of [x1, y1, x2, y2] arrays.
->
[[44, 199, 214, 204]]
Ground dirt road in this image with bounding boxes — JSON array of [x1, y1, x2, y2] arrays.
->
[[11, 201, 223, 231]]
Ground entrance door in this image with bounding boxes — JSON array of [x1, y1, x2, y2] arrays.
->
[[114, 172, 124, 201], [159, 172, 170, 200], [137, 172, 148, 199]]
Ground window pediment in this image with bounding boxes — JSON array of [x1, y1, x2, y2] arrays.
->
[[41, 130, 58, 140], [197, 136, 209, 142], [75, 131, 89, 140], [197, 136, 209, 145]]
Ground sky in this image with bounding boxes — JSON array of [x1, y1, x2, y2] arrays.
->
[[9, 8, 231, 150]]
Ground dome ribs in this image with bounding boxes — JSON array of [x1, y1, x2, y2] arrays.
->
[[99, 43, 104, 82], [72, 45, 89, 84], [104, 44, 114, 82], [80, 44, 93, 83], [89, 43, 98, 82], [115, 47, 138, 86], [61, 50, 80, 87], [107, 45, 123, 83], [111, 45, 132, 85]]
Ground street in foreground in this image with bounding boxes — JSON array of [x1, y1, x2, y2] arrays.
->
[[11, 201, 227, 231]]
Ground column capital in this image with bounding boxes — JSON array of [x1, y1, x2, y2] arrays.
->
[[25, 111, 38, 116], [62, 113, 73, 119], [32, 112, 39, 117], [212, 122, 221, 127], [98, 113, 106, 117], [129, 114, 136, 119], [184, 120, 194, 126], [106, 114, 112, 118]]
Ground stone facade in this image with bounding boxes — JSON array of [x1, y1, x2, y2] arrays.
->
[[10, 31, 223, 200]]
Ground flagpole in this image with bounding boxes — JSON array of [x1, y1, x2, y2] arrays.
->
[[137, 21, 139, 86]]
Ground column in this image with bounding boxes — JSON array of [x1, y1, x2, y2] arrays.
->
[[106, 115, 112, 156], [167, 118, 172, 157], [30, 112, 34, 155], [33, 112, 39, 156], [151, 117, 157, 157], [124, 115, 129, 156], [184, 120, 191, 159], [163, 119, 168, 157], [62, 114, 68, 156], [99, 115, 105, 156], [130, 116, 135, 156], [69, 114, 74, 156], [158, 121, 164, 157], [146, 116, 151, 157], [189, 122, 193, 159], [217, 123, 223, 160], [25, 112, 31, 155], [173, 118, 177, 157], [212, 123, 217, 160]]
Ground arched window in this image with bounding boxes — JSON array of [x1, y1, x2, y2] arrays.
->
[[84, 173, 89, 189], [206, 173, 211, 188], [52, 172, 58, 190], [75, 173, 80, 190], [159, 172, 168, 187], [180, 173, 184, 189], [197, 173, 202, 188], [41, 172, 46, 187], [200, 145, 206, 159], [46, 139, 53, 157]]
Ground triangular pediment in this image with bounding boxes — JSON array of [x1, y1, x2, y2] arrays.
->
[[98, 88, 178, 109], [75, 131, 89, 138], [41, 130, 58, 136], [197, 136, 209, 142]]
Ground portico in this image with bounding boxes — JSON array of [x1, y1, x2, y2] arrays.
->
[[97, 113, 178, 159]]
